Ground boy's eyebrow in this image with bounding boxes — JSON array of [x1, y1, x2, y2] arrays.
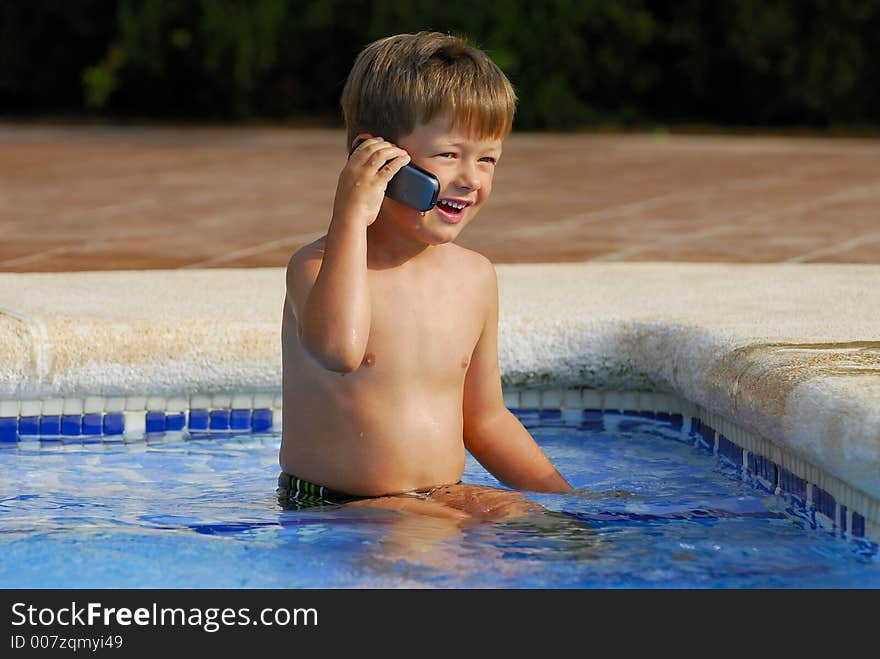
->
[[434, 138, 503, 153]]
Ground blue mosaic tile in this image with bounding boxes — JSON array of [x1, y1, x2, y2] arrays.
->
[[145, 411, 166, 433], [813, 486, 836, 521], [165, 413, 186, 431], [61, 415, 83, 436], [748, 453, 778, 491], [717, 434, 742, 465], [698, 420, 715, 445], [251, 409, 273, 432], [230, 409, 252, 430], [82, 414, 103, 435], [0, 418, 17, 442], [778, 468, 807, 502], [18, 416, 39, 436], [209, 410, 231, 430], [188, 409, 209, 430], [40, 415, 61, 435], [852, 512, 865, 537], [580, 409, 604, 431], [103, 413, 124, 436], [840, 505, 848, 534], [668, 413, 683, 429], [619, 418, 647, 432]]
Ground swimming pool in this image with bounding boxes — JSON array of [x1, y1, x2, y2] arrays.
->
[[2, 409, 876, 588]]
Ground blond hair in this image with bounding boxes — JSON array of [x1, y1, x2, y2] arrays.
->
[[341, 32, 516, 147]]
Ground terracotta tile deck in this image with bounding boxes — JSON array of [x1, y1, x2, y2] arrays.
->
[[1, 122, 878, 271]]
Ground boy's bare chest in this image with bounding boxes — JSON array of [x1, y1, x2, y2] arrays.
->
[[365, 271, 485, 369]]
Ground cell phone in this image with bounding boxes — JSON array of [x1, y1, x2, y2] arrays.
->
[[350, 139, 440, 212]]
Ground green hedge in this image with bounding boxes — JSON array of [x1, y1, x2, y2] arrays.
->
[[2, 0, 878, 130]]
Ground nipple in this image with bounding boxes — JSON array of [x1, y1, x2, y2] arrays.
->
[[461, 356, 470, 369], [363, 352, 376, 367]]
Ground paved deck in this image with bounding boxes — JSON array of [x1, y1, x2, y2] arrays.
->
[[2, 122, 878, 271]]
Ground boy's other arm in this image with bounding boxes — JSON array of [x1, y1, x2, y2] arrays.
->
[[288, 136, 410, 372], [461, 262, 573, 494]]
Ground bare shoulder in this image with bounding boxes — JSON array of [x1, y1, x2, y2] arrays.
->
[[285, 236, 327, 318], [287, 236, 326, 273], [443, 244, 497, 288]]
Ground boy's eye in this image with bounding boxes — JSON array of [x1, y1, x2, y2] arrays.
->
[[436, 152, 456, 158], [480, 157, 497, 164]]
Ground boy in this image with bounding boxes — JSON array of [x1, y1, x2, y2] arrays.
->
[[279, 32, 572, 520]]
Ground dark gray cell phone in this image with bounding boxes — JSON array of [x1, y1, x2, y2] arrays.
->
[[350, 139, 440, 212]]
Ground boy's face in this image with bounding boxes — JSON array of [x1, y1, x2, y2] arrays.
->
[[381, 113, 503, 245]]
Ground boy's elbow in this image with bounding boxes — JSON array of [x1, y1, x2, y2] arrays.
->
[[318, 353, 362, 374], [299, 328, 364, 373]]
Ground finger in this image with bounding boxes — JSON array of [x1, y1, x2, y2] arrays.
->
[[376, 153, 411, 180], [364, 145, 408, 169], [349, 135, 384, 159]]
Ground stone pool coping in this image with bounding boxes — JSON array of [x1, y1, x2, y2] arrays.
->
[[1, 263, 878, 533]]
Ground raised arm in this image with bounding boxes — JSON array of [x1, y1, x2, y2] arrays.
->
[[462, 261, 573, 493], [287, 136, 410, 372]]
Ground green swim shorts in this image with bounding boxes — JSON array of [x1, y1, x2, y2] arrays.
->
[[276, 472, 367, 509]]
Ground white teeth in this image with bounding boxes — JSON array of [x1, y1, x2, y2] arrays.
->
[[442, 200, 466, 210]]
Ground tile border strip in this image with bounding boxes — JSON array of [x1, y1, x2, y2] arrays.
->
[[1, 386, 876, 542]]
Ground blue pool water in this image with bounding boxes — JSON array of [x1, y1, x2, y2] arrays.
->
[[1, 410, 877, 588]]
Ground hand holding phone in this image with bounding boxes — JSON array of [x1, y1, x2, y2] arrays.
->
[[350, 138, 440, 212]]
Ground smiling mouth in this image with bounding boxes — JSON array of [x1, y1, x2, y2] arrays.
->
[[434, 198, 471, 223]]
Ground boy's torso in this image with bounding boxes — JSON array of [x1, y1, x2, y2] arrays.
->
[[281, 240, 492, 497]]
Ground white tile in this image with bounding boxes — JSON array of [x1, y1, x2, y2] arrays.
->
[[520, 390, 540, 408], [84, 396, 105, 414], [191, 394, 212, 410], [602, 391, 625, 411], [232, 393, 254, 409], [123, 411, 146, 435], [0, 400, 20, 417], [272, 408, 283, 432], [653, 392, 673, 412], [19, 400, 42, 416], [253, 393, 274, 409], [125, 396, 147, 411], [62, 398, 84, 415], [561, 389, 583, 409], [104, 397, 126, 413], [541, 389, 563, 409], [146, 396, 166, 411], [273, 393, 283, 409], [212, 393, 232, 409], [42, 399, 64, 415], [582, 389, 602, 409], [619, 391, 640, 411], [166, 397, 188, 413]]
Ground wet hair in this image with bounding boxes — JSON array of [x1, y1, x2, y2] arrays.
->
[[340, 31, 517, 147]]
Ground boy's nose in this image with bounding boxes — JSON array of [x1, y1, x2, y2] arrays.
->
[[454, 161, 481, 191]]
